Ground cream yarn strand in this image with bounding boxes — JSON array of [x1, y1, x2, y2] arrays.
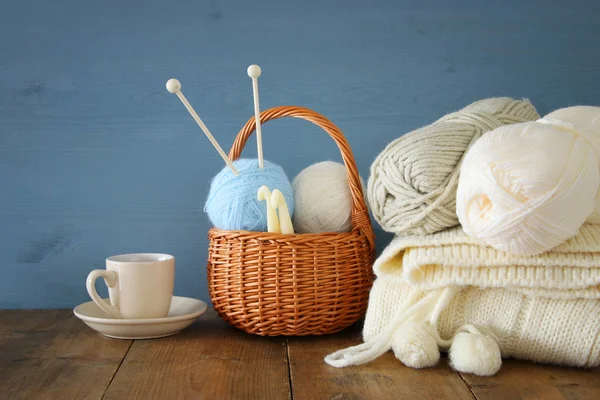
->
[[324, 287, 458, 368]]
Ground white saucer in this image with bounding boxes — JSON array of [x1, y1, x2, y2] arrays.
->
[[73, 296, 208, 339]]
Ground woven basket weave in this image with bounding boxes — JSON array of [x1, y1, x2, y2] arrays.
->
[[207, 106, 375, 336]]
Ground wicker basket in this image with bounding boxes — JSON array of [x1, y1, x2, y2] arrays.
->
[[207, 106, 375, 336]]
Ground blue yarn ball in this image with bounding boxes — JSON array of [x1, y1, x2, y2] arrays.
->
[[205, 159, 295, 231]]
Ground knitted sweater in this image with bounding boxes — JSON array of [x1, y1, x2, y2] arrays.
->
[[325, 224, 600, 370], [362, 273, 600, 368], [376, 224, 600, 299]]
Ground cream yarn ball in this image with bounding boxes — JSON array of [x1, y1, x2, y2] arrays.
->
[[540, 106, 600, 223], [457, 120, 600, 256], [368, 97, 540, 236], [292, 161, 365, 234]]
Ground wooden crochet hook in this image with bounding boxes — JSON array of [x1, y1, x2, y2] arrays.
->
[[166, 78, 239, 175]]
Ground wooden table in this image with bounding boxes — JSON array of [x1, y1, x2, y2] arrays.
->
[[1, 310, 599, 400]]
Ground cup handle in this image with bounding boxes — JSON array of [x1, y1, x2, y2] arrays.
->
[[86, 270, 122, 319]]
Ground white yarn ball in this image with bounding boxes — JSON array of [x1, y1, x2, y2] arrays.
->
[[392, 322, 440, 369], [449, 332, 502, 376], [292, 161, 365, 234], [457, 121, 599, 255], [540, 106, 600, 222]]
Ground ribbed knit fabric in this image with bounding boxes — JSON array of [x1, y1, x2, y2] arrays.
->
[[375, 224, 600, 299], [324, 224, 600, 370]]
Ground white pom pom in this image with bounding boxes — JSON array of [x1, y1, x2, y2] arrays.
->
[[391, 322, 440, 369], [449, 332, 501, 376], [166, 78, 181, 93], [457, 121, 599, 255]]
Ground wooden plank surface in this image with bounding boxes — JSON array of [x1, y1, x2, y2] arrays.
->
[[101, 310, 291, 400], [459, 360, 600, 400], [286, 322, 475, 400], [0, 310, 71, 370], [0, 310, 132, 400], [2, 310, 600, 399]]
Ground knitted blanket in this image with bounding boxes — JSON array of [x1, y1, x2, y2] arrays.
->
[[325, 224, 600, 372]]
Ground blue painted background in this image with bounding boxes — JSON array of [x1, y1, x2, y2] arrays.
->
[[1, 0, 599, 308]]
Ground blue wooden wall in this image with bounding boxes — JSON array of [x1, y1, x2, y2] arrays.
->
[[1, 0, 599, 308]]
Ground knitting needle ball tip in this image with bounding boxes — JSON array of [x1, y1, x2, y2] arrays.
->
[[166, 79, 181, 93], [247, 65, 261, 79]]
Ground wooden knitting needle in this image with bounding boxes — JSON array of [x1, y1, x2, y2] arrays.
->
[[257, 186, 280, 233], [271, 189, 294, 234], [247, 65, 264, 169], [166, 78, 239, 175]]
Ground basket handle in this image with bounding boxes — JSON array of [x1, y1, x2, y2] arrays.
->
[[229, 106, 375, 249]]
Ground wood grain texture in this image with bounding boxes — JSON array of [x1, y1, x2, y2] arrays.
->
[[102, 310, 291, 400], [2, 0, 600, 308], [286, 322, 474, 400], [0, 310, 132, 400], [0, 309, 70, 335], [2, 310, 600, 399], [459, 360, 600, 400]]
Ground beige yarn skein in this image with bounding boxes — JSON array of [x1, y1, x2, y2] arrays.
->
[[367, 98, 540, 235]]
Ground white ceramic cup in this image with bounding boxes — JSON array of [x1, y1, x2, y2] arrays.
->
[[86, 253, 175, 319]]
